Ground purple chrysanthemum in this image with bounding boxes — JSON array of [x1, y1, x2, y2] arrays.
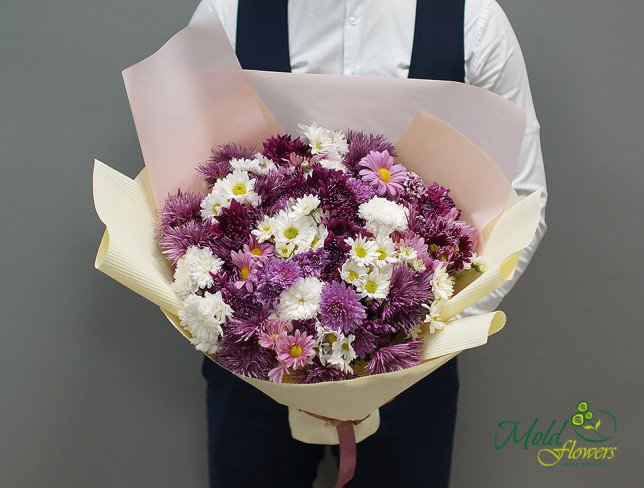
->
[[296, 365, 356, 384], [210, 199, 254, 249], [216, 330, 277, 379], [157, 219, 219, 264], [290, 248, 329, 278], [197, 144, 256, 186], [158, 190, 203, 230], [358, 150, 407, 197], [255, 256, 303, 306], [351, 325, 377, 359], [421, 217, 476, 271], [262, 134, 309, 165], [319, 282, 366, 334], [308, 166, 360, 219], [381, 265, 433, 334], [343, 130, 397, 174], [255, 167, 308, 212], [346, 177, 375, 204], [365, 339, 423, 375]]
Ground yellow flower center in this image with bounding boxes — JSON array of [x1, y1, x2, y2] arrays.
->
[[232, 183, 247, 195], [290, 345, 303, 357], [342, 342, 350, 351], [251, 247, 263, 256], [347, 270, 358, 282], [378, 167, 391, 183], [284, 226, 299, 239], [212, 204, 221, 215], [325, 333, 338, 344], [377, 248, 387, 260], [355, 245, 367, 258], [240, 266, 250, 281], [365, 281, 377, 294], [455, 245, 460, 252], [429, 243, 438, 253]]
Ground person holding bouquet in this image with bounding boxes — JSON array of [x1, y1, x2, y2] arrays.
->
[[188, 1, 547, 487]]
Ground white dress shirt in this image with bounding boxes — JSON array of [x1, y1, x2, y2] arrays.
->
[[190, 0, 548, 316]]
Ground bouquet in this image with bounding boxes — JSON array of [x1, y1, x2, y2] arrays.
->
[[92, 13, 543, 488], [158, 123, 490, 385]]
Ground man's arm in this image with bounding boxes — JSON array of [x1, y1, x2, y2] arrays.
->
[[460, 0, 548, 316]]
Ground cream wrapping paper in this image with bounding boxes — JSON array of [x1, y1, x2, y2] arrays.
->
[[94, 12, 544, 446]]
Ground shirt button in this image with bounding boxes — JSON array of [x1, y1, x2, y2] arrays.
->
[[349, 16, 358, 26]]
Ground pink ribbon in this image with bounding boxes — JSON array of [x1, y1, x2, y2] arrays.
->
[[304, 412, 371, 488]]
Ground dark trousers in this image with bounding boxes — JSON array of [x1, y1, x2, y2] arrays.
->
[[204, 357, 459, 488]]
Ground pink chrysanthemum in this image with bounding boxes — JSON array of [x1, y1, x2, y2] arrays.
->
[[258, 320, 293, 350], [275, 330, 316, 370], [230, 250, 260, 292], [242, 236, 274, 260], [358, 150, 406, 197]]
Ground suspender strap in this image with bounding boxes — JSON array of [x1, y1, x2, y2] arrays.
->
[[408, 0, 465, 82], [236, 0, 292, 72]]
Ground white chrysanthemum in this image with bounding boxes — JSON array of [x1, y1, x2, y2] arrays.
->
[[219, 169, 261, 206], [329, 334, 357, 373], [179, 291, 233, 354], [358, 196, 408, 236], [298, 122, 333, 155], [318, 159, 349, 173], [471, 253, 489, 273], [200, 190, 230, 221], [373, 236, 398, 267], [273, 212, 317, 249], [275, 241, 296, 258], [410, 259, 427, 272], [432, 265, 455, 301], [229, 157, 261, 173], [330, 130, 349, 157], [423, 300, 447, 334], [305, 225, 324, 250], [345, 236, 379, 267], [171, 246, 223, 298], [356, 268, 391, 300], [315, 323, 340, 365], [252, 215, 277, 243], [397, 245, 418, 263], [340, 259, 368, 285], [253, 153, 277, 175], [291, 194, 321, 217], [277, 277, 323, 321]]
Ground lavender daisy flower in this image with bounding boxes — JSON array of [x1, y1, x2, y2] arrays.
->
[[365, 339, 423, 375], [243, 235, 274, 260], [343, 130, 396, 174], [296, 365, 356, 384], [255, 256, 303, 306], [381, 265, 433, 334], [290, 248, 329, 278], [157, 220, 219, 264], [319, 282, 366, 334], [158, 190, 204, 230], [358, 150, 407, 198]]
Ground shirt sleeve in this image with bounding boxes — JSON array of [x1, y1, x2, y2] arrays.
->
[[460, 0, 548, 317]]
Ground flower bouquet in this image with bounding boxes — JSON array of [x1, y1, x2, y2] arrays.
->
[[93, 13, 543, 488]]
